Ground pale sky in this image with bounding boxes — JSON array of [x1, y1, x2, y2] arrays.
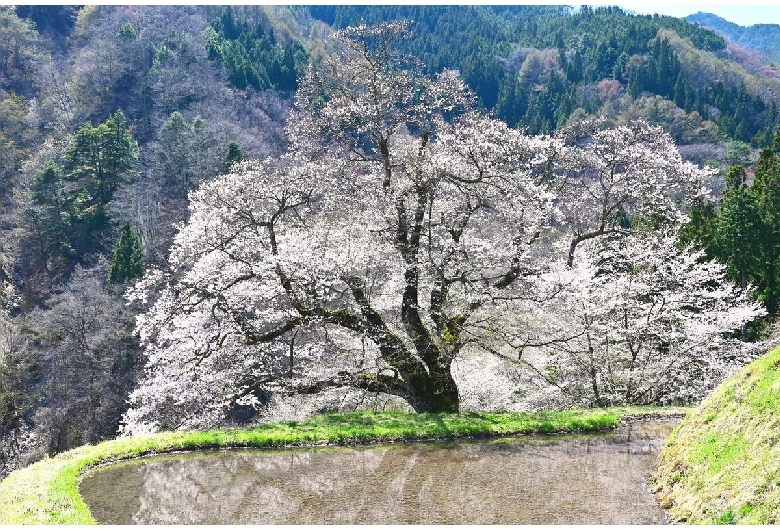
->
[[599, 3, 780, 27], [111, 2, 780, 27]]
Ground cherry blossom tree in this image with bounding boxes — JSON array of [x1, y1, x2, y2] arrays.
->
[[518, 232, 764, 407], [469, 119, 764, 408], [121, 23, 762, 433], [123, 22, 557, 431]]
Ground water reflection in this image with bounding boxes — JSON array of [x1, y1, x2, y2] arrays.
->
[[80, 419, 676, 524]]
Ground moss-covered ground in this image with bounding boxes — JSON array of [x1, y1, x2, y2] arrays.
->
[[653, 346, 780, 524], [0, 406, 687, 525]]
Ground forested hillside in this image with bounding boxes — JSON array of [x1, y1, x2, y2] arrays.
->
[[686, 12, 780, 66], [1, 5, 778, 478], [307, 5, 779, 147]]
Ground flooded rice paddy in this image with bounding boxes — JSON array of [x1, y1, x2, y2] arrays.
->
[[80, 419, 676, 524]]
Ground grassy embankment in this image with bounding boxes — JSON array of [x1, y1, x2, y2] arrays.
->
[[654, 345, 780, 524], [0, 406, 686, 525]]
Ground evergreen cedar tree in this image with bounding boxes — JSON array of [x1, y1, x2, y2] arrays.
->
[[21, 111, 139, 279], [108, 221, 144, 284], [65, 110, 138, 205], [685, 127, 780, 318], [222, 141, 246, 174], [121, 22, 763, 433]]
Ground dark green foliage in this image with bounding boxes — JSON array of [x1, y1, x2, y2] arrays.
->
[[221, 141, 245, 173], [65, 110, 138, 205], [24, 162, 72, 259], [712, 166, 762, 290], [116, 22, 137, 41], [155, 112, 217, 197], [205, 6, 308, 92], [29, 162, 65, 208], [305, 6, 776, 140], [750, 146, 780, 314], [61, 110, 137, 258], [725, 140, 754, 168], [709, 83, 772, 145], [17, 109, 139, 303], [108, 222, 144, 284], [687, 126, 780, 316], [21, 111, 138, 285], [679, 197, 717, 253]]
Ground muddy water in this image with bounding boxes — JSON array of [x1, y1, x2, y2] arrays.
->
[[79, 419, 676, 525]]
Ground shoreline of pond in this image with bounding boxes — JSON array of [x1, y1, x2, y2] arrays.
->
[[82, 418, 681, 525], [0, 406, 691, 525]]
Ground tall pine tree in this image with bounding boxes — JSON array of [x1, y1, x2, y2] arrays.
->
[[712, 166, 762, 291], [221, 141, 245, 173], [24, 161, 72, 260], [65, 110, 137, 205], [108, 221, 144, 284], [752, 143, 780, 314]]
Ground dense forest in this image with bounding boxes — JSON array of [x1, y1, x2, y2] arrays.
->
[[1, 5, 780, 478]]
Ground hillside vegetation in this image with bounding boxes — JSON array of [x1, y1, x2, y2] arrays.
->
[[654, 345, 780, 523], [686, 12, 780, 66], [306, 6, 779, 145], [0, 5, 778, 480]]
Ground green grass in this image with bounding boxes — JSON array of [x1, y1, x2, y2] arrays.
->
[[0, 406, 686, 525], [653, 346, 780, 524]]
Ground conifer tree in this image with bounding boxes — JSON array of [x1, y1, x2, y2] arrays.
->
[[108, 221, 144, 284], [221, 141, 245, 173], [679, 196, 717, 255], [712, 166, 762, 291], [627, 68, 641, 99], [673, 72, 685, 108], [752, 144, 780, 314], [65, 110, 137, 205], [24, 161, 72, 259]]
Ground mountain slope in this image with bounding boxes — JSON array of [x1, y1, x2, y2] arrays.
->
[[686, 12, 780, 65], [301, 6, 777, 145], [1, 4, 780, 482]]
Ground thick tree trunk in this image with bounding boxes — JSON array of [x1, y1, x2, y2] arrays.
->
[[341, 274, 459, 413], [406, 369, 460, 413]]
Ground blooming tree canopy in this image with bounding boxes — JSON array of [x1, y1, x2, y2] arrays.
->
[[121, 23, 763, 433], [522, 232, 763, 407]]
